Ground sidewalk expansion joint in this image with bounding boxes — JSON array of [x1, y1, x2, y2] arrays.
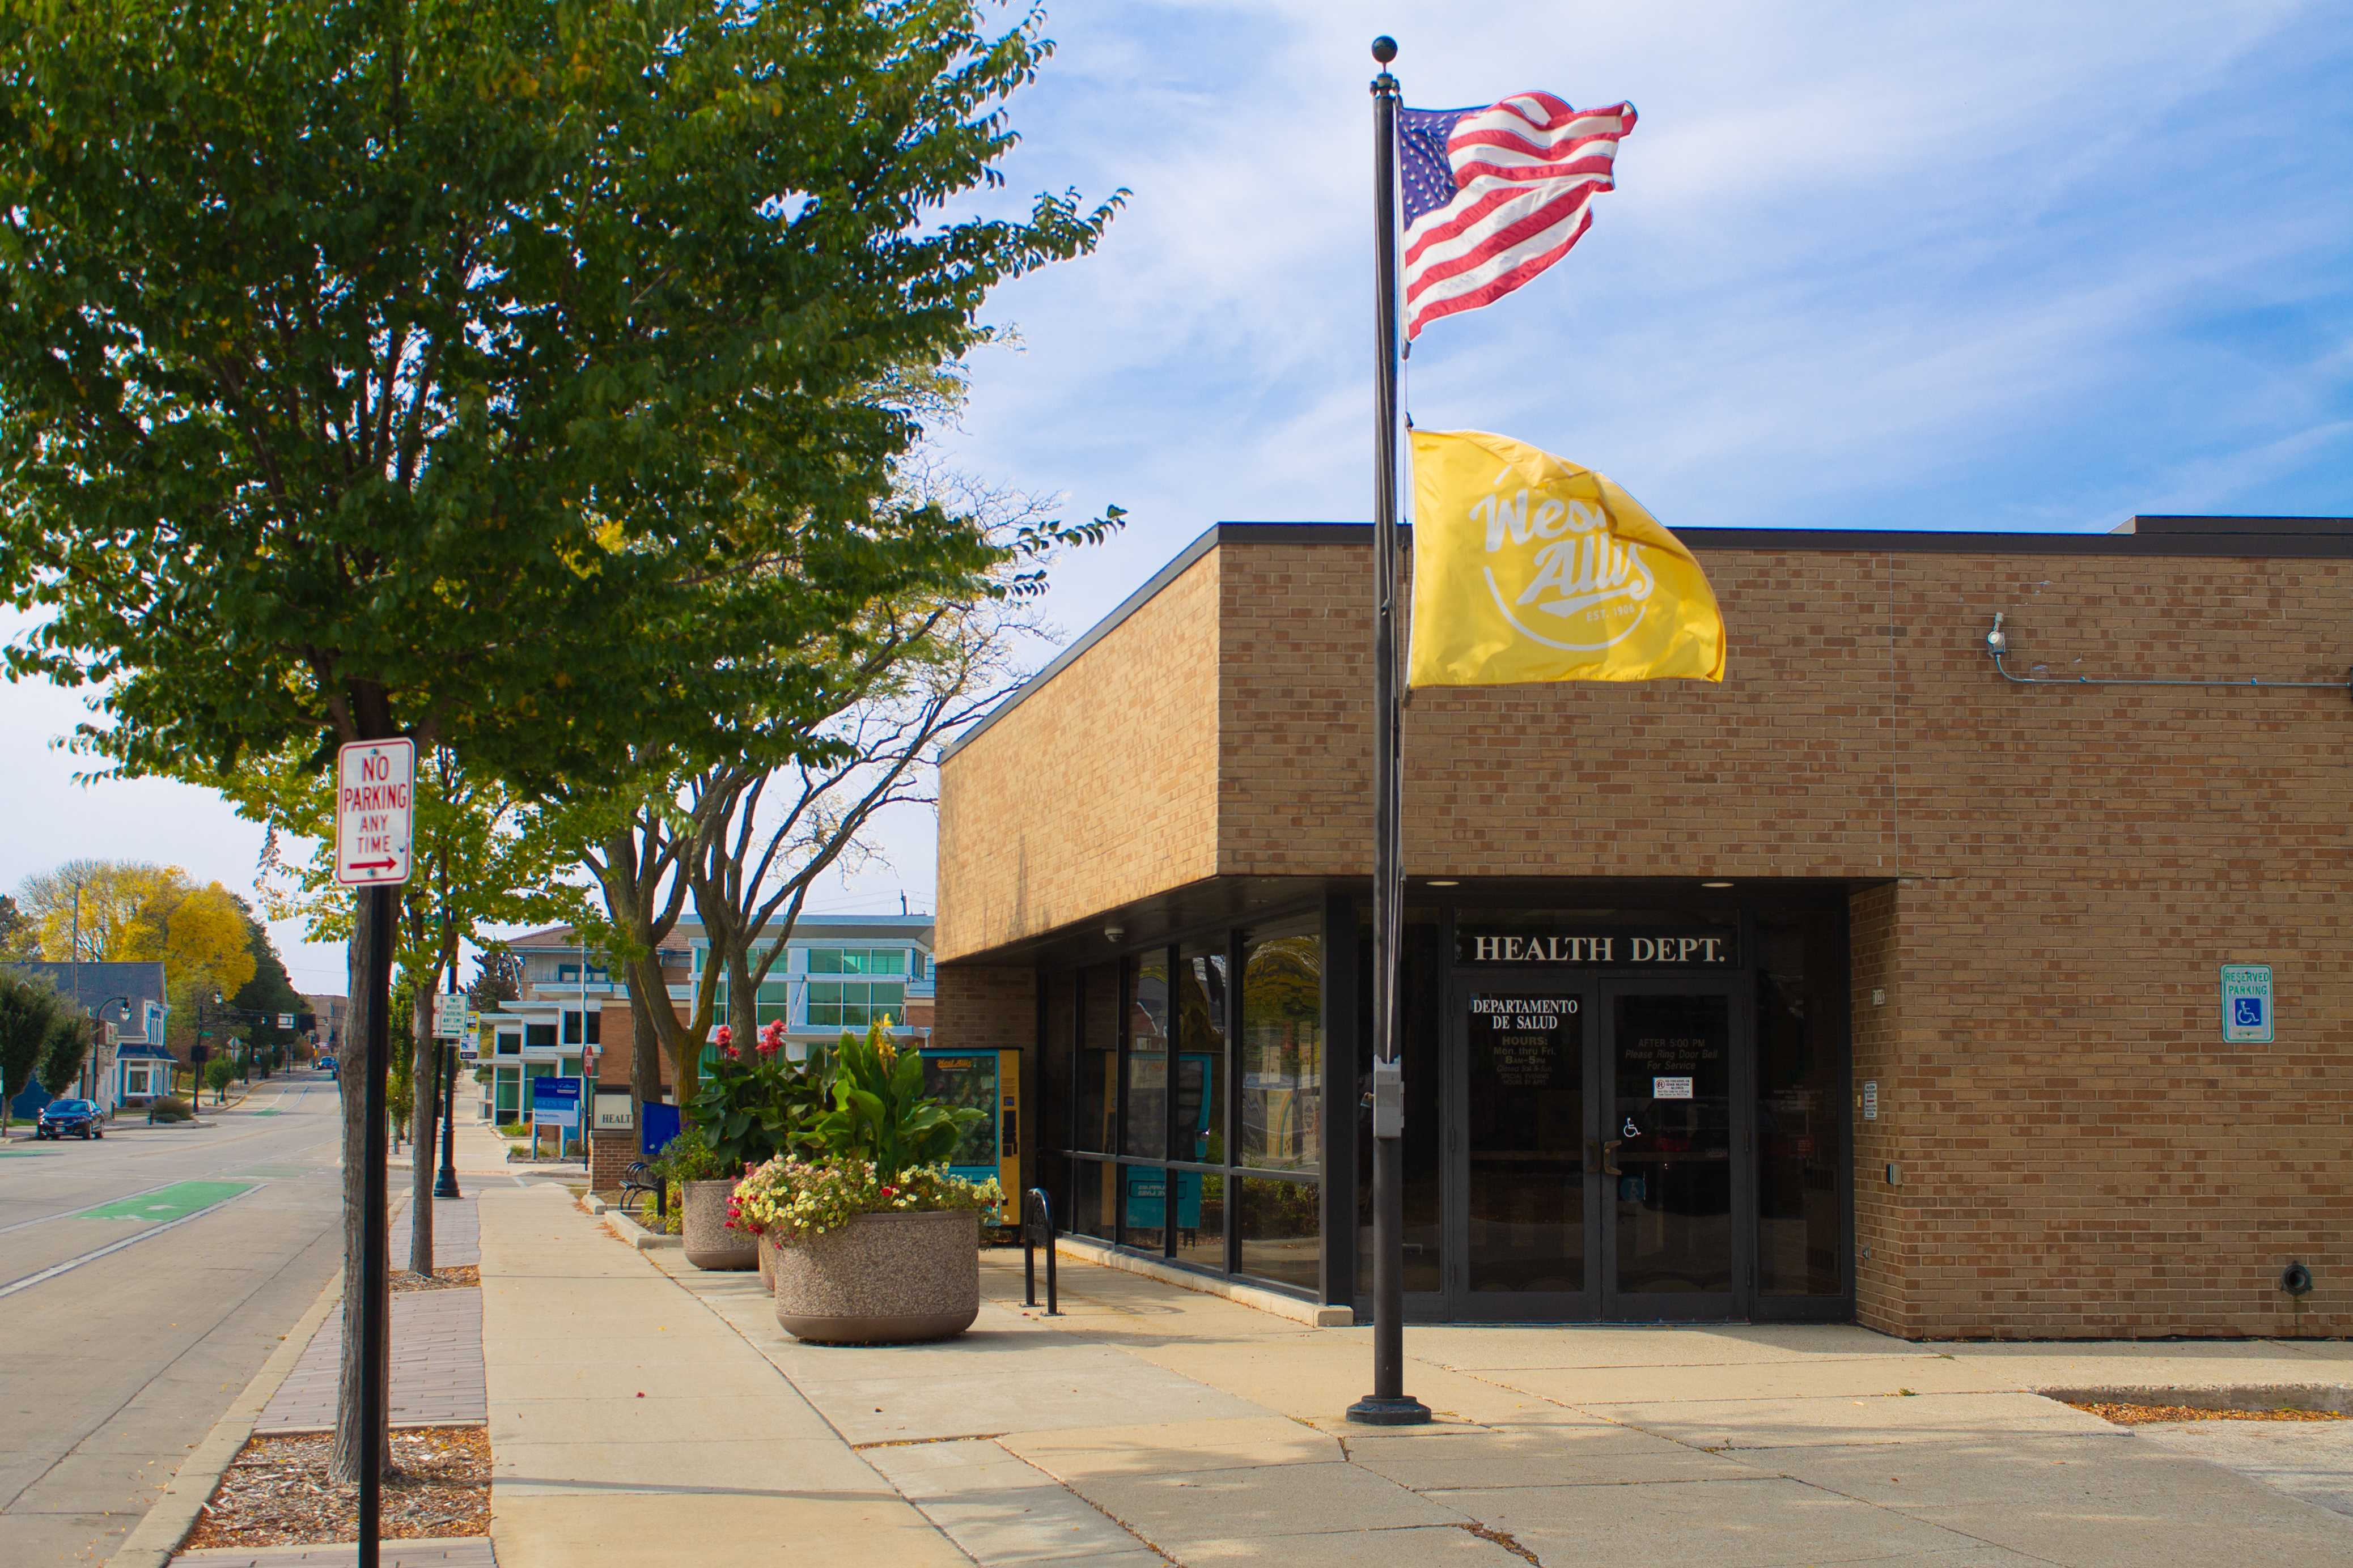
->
[[1457, 1522, 1541, 1565], [850, 1431, 1011, 1450]]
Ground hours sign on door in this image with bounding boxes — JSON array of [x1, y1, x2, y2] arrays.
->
[[334, 739, 415, 887]]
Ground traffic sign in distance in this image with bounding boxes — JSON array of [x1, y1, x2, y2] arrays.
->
[[431, 992, 465, 1040], [334, 738, 415, 887]]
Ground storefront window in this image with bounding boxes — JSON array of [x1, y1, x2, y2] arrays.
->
[[1175, 945, 1228, 1167], [1071, 1157, 1116, 1243], [1074, 964, 1117, 1154], [1756, 910, 1845, 1295], [1123, 957, 1169, 1161], [1120, 1163, 1168, 1252], [1174, 1171, 1227, 1272], [1240, 927, 1321, 1172], [1241, 1176, 1320, 1290]]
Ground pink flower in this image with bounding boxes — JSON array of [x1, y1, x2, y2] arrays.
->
[[756, 1021, 786, 1057], [714, 1026, 732, 1048], [722, 1044, 741, 1061]]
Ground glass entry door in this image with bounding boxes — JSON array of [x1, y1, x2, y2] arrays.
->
[[1448, 984, 1598, 1320], [1446, 979, 1746, 1320], [1601, 984, 1743, 1320]]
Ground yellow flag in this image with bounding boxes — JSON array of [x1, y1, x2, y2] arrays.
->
[[1407, 428, 1725, 687]]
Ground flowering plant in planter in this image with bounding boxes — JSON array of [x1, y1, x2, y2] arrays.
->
[[732, 1153, 999, 1243], [730, 1019, 997, 1240], [813, 1018, 982, 1180], [693, 1019, 831, 1175]]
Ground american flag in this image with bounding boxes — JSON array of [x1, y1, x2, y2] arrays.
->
[[1401, 93, 1636, 341]]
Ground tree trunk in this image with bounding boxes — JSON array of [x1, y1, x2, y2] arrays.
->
[[332, 888, 391, 1485], [409, 979, 437, 1277]]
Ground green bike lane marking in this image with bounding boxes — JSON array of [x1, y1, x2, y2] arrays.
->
[[1, 1182, 266, 1300], [79, 1180, 257, 1222]]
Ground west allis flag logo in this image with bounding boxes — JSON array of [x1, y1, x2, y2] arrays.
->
[[1406, 429, 1725, 688]]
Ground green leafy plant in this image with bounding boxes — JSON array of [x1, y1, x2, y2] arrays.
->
[[692, 1021, 833, 1172], [731, 1154, 999, 1245], [202, 1056, 238, 1102], [815, 1019, 983, 1184], [648, 1124, 737, 1186], [149, 1094, 195, 1122]]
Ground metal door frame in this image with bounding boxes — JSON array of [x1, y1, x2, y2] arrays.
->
[[1442, 972, 1601, 1321], [1596, 974, 1753, 1322]]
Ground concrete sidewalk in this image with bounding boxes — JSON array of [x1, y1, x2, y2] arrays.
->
[[478, 1188, 2353, 1567]]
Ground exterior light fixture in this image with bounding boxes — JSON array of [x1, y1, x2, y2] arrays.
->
[[1103, 923, 1125, 944], [1701, 881, 1734, 889], [1426, 879, 1460, 887]]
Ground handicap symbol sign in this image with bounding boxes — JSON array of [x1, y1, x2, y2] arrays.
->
[[2233, 997, 2265, 1027]]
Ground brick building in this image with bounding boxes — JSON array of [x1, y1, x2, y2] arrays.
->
[[933, 516, 2350, 1339]]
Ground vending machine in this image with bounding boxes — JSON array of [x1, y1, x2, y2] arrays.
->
[[917, 1047, 1020, 1225]]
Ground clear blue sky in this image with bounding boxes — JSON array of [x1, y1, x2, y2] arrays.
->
[[6, 0, 2346, 988]]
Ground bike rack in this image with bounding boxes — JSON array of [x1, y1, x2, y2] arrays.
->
[[1021, 1187, 1059, 1315]]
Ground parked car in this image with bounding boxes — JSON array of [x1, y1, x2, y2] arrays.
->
[[316, 1056, 337, 1073], [36, 1099, 104, 1140]]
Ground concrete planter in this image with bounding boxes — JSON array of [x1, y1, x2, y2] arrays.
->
[[682, 1179, 758, 1271], [757, 1228, 781, 1291], [773, 1209, 980, 1344]]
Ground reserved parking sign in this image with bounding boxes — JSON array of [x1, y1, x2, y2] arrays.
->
[[2220, 964, 2273, 1044]]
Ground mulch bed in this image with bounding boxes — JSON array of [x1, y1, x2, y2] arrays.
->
[[183, 1427, 490, 1548], [2070, 1401, 2347, 1425], [390, 1265, 481, 1292]]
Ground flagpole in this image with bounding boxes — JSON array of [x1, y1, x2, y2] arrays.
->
[[1349, 33, 1431, 1430]]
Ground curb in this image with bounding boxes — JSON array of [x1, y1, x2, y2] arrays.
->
[[107, 1267, 346, 1567], [1052, 1235, 1355, 1327]]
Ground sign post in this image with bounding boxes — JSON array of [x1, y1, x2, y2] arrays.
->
[[334, 737, 413, 1568]]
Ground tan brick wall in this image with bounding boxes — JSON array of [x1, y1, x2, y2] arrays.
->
[[942, 534, 2353, 1337], [934, 965, 1037, 1197], [933, 966, 1035, 1057], [937, 552, 1222, 962]]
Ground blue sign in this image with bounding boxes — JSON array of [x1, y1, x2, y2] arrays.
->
[[2220, 964, 2274, 1044], [640, 1102, 682, 1159], [531, 1076, 582, 1129]]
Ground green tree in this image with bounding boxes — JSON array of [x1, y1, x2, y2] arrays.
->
[[239, 737, 593, 1273], [203, 1055, 238, 1104], [0, 0, 1113, 1484], [0, 970, 72, 1126], [37, 1006, 89, 1097]]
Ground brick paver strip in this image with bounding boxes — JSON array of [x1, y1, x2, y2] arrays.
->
[[257, 1287, 486, 1434], [390, 1192, 482, 1268], [172, 1537, 494, 1566]]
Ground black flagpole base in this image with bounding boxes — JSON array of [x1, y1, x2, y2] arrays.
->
[[1346, 1394, 1433, 1427]]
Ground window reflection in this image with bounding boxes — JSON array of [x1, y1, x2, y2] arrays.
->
[[1241, 929, 1321, 1172], [1241, 1177, 1320, 1291], [1124, 957, 1169, 1161], [1176, 946, 1228, 1166], [1756, 911, 1845, 1295]]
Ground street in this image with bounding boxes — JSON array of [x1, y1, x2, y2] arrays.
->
[[0, 1072, 346, 1563]]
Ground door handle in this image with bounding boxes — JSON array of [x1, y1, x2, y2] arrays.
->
[[1583, 1138, 1599, 1174], [1602, 1138, 1624, 1176]]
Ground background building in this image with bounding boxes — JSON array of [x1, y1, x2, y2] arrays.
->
[[487, 917, 935, 1127]]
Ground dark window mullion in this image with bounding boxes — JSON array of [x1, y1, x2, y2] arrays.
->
[[1233, 934, 1244, 1272], [1116, 957, 1131, 1250], [1163, 942, 1180, 1259]]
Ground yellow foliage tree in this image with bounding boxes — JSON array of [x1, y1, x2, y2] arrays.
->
[[11, 861, 257, 1049]]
